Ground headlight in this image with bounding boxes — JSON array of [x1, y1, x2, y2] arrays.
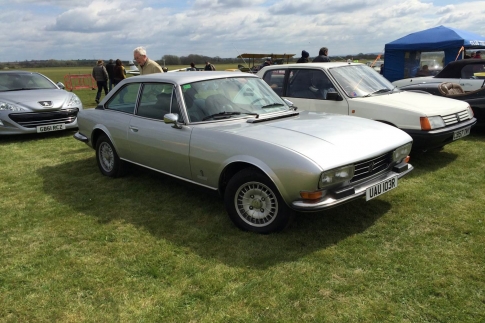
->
[[0, 101, 28, 112], [420, 116, 445, 130], [67, 94, 82, 107], [392, 142, 412, 163], [467, 105, 474, 118], [319, 165, 355, 188]]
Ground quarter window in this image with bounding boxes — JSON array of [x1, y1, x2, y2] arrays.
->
[[106, 83, 140, 114]]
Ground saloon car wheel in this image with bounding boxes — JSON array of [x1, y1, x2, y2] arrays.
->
[[95, 135, 124, 177], [224, 168, 293, 234]]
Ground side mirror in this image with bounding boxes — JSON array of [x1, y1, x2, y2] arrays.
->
[[326, 92, 343, 101], [56, 82, 65, 89], [163, 113, 182, 129]]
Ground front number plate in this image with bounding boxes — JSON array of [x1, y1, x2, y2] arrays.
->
[[36, 123, 66, 133], [453, 127, 471, 141], [366, 176, 398, 201]]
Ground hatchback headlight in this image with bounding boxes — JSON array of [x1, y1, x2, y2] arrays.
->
[[319, 165, 355, 188], [420, 116, 445, 130], [67, 94, 82, 107], [0, 101, 28, 112], [392, 142, 412, 163], [467, 105, 474, 118]]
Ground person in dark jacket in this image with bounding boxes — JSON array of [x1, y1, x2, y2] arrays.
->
[[92, 59, 108, 103], [105, 59, 116, 91], [113, 59, 126, 87], [297, 50, 310, 63], [312, 47, 331, 62]]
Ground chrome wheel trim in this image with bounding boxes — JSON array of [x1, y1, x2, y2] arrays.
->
[[234, 181, 278, 227], [99, 142, 115, 172]]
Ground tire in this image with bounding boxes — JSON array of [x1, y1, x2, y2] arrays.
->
[[224, 168, 293, 234], [95, 134, 124, 177]]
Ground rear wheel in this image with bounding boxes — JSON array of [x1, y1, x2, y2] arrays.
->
[[95, 134, 124, 177], [224, 168, 293, 233]]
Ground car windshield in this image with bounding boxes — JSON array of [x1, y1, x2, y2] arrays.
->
[[329, 65, 395, 98], [0, 73, 57, 91], [182, 77, 290, 122]]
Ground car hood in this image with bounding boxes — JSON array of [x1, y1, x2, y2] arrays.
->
[[0, 89, 70, 111], [211, 112, 412, 169], [353, 90, 469, 115]]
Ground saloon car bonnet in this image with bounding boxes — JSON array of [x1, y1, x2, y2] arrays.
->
[[209, 112, 413, 170]]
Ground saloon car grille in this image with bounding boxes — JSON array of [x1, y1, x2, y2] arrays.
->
[[9, 108, 79, 128], [351, 152, 391, 183], [442, 110, 470, 126]]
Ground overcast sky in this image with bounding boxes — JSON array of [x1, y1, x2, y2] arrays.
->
[[1, 0, 484, 62]]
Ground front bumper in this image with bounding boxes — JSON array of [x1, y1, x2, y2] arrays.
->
[[404, 117, 477, 151], [291, 162, 413, 211]]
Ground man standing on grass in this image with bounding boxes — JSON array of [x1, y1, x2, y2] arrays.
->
[[133, 47, 164, 75]]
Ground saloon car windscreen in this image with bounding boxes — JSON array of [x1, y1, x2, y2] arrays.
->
[[182, 77, 289, 122], [329, 65, 395, 98], [0, 72, 58, 91]]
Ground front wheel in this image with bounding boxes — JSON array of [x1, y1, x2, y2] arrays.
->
[[224, 168, 293, 233], [95, 134, 124, 177]]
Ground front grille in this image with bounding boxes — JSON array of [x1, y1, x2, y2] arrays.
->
[[351, 152, 391, 183], [442, 110, 470, 126], [9, 108, 79, 128]]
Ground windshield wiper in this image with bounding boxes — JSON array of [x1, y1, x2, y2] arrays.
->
[[202, 111, 259, 121], [261, 103, 285, 109], [364, 89, 392, 97], [4, 88, 38, 92]]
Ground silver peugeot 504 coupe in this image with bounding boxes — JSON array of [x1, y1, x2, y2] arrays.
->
[[0, 71, 83, 135], [74, 71, 414, 233]]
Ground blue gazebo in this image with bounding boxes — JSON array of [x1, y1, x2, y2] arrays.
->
[[383, 25, 485, 82]]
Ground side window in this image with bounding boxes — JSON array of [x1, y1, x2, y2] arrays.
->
[[262, 69, 285, 96], [136, 83, 173, 120], [287, 69, 336, 100], [106, 83, 140, 113]]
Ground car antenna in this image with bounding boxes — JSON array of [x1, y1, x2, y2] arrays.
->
[[232, 43, 250, 69]]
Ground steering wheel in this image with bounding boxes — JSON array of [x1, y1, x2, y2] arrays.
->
[[250, 97, 271, 106]]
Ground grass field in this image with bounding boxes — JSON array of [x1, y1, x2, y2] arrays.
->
[[1, 67, 485, 322]]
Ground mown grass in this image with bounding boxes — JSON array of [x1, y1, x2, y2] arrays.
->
[[1, 68, 485, 322]]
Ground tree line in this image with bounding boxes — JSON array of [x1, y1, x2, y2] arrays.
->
[[0, 53, 382, 69]]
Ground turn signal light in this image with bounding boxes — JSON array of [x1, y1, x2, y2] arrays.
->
[[300, 191, 323, 200], [420, 117, 431, 130], [404, 155, 411, 163]]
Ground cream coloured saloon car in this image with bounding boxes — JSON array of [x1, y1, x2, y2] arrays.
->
[[258, 62, 476, 151], [74, 71, 413, 233]]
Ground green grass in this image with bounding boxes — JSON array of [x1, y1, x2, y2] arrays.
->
[[1, 67, 485, 322]]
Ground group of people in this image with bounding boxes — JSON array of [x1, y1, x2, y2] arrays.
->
[[92, 47, 217, 103], [296, 47, 331, 63], [91, 58, 128, 103]]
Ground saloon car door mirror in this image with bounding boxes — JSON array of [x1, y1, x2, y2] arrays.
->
[[326, 92, 343, 101], [164, 113, 182, 129]]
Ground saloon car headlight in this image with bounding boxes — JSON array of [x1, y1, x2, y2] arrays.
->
[[420, 116, 445, 130], [319, 165, 355, 188], [67, 94, 82, 107], [392, 143, 412, 163]]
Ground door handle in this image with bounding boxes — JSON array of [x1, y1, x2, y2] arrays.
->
[[129, 126, 139, 132]]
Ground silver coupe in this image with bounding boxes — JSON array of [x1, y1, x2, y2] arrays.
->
[[74, 71, 414, 233], [0, 71, 83, 135]]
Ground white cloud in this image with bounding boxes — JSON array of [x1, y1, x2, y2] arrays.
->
[[0, 0, 484, 62]]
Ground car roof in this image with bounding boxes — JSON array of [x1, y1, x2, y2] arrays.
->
[[260, 62, 364, 70], [435, 59, 485, 78], [124, 71, 258, 84], [0, 70, 40, 75]]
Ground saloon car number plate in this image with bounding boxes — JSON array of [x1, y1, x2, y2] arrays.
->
[[36, 123, 66, 133], [366, 176, 398, 201], [453, 127, 471, 141]]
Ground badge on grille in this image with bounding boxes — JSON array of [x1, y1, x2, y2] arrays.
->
[[39, 101, 53, 107], [368, 161, 375, 172]]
